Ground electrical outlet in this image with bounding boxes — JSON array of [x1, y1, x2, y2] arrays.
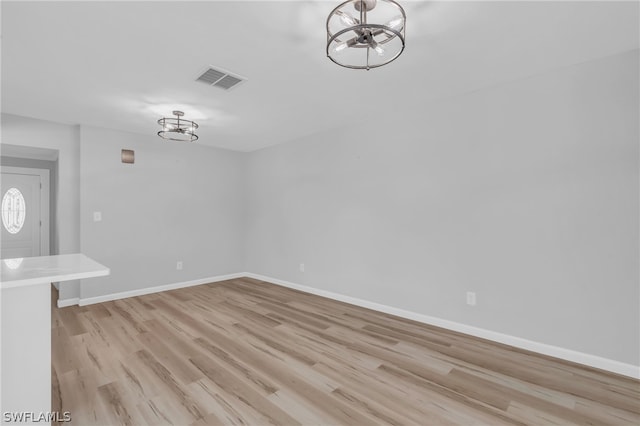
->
[[466, 292, 476, 306], [176, 261, 183, 271], [93, 211, 102, 222], [299, 263, 305, 272]]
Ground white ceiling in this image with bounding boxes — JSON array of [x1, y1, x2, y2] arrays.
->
[[2, 1, 638, 152]]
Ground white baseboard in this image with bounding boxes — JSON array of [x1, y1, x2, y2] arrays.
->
[[57, 270, 639, 379], [245, 273, 640, 379], [77, 273, 245, 306], [57, 297, 79, 308]]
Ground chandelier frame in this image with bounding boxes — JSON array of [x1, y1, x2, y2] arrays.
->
[[157, 110, 199, 142], [326, 0, 406, 70]]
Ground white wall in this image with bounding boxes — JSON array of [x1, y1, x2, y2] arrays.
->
[[245, 50, 639, 366], [1, 114, 81, 300], [79, 126, 245, 299]]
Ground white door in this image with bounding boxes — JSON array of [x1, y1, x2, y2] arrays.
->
[[1, 168, 49, 259]]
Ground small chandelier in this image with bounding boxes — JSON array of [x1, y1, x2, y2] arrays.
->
[[326, 0, 406, 70], [157, 111, 199, 142]]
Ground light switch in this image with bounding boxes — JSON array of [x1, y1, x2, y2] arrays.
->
[[93, 211, 102, 222]]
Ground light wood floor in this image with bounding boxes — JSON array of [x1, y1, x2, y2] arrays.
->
[[52, 277, 640, 425]]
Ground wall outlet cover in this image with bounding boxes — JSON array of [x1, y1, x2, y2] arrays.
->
[[466, 292, 477, 306]]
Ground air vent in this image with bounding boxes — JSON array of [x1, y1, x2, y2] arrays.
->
[[195, 66, 246, 91], [196, 68, 225, 85]]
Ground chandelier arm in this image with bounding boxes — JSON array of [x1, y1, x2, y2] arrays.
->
[[327, 29, 405, 69], [328, 24, 403, 49], [366, 44, 370, 70], [370, 27, 400, 45]]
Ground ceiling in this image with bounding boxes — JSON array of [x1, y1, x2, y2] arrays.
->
[[2, 1, 638, 152]]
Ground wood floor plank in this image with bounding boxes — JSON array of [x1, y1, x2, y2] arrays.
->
[[51, 326, 82, 375], [312, 361, 460, 425], [57, 367, 103, 425], [80, 311, 144, 358], [96, 381, 146, 426], [142, 393, 202, 425], [186, 378, 266, 425], [192, 337, 280, 396], [267, 388, 341, 425], [189, 355, 302, 425], [52, 281, 640, 425], [136, 398, 176, 425], [136, 349, 207, 421], [57, 306, 88, 336], [136, 330, 204, 385]]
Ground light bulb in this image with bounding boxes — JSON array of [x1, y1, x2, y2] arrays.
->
[[369, 39, 385, 56], [334, 42, 348, 53], [387, 16, 403, 30], [336, 10, 358, 26]]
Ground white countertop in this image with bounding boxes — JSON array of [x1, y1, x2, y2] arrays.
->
[[0, 253, 109, 289]]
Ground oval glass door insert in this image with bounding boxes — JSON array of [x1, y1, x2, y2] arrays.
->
[[2, 187, 26, 234]]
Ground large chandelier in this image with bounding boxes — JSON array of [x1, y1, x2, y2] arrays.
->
[[326, 0, 406, 70], [157, 111, 199, 142]]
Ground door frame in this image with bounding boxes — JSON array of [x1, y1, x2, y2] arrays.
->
[[1, 166, 50, 256]]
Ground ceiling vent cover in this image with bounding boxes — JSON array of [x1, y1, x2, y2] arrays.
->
[[196, 66, 246, 91]]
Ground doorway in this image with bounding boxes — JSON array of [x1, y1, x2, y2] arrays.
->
[[1, 166, 50, 258]]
